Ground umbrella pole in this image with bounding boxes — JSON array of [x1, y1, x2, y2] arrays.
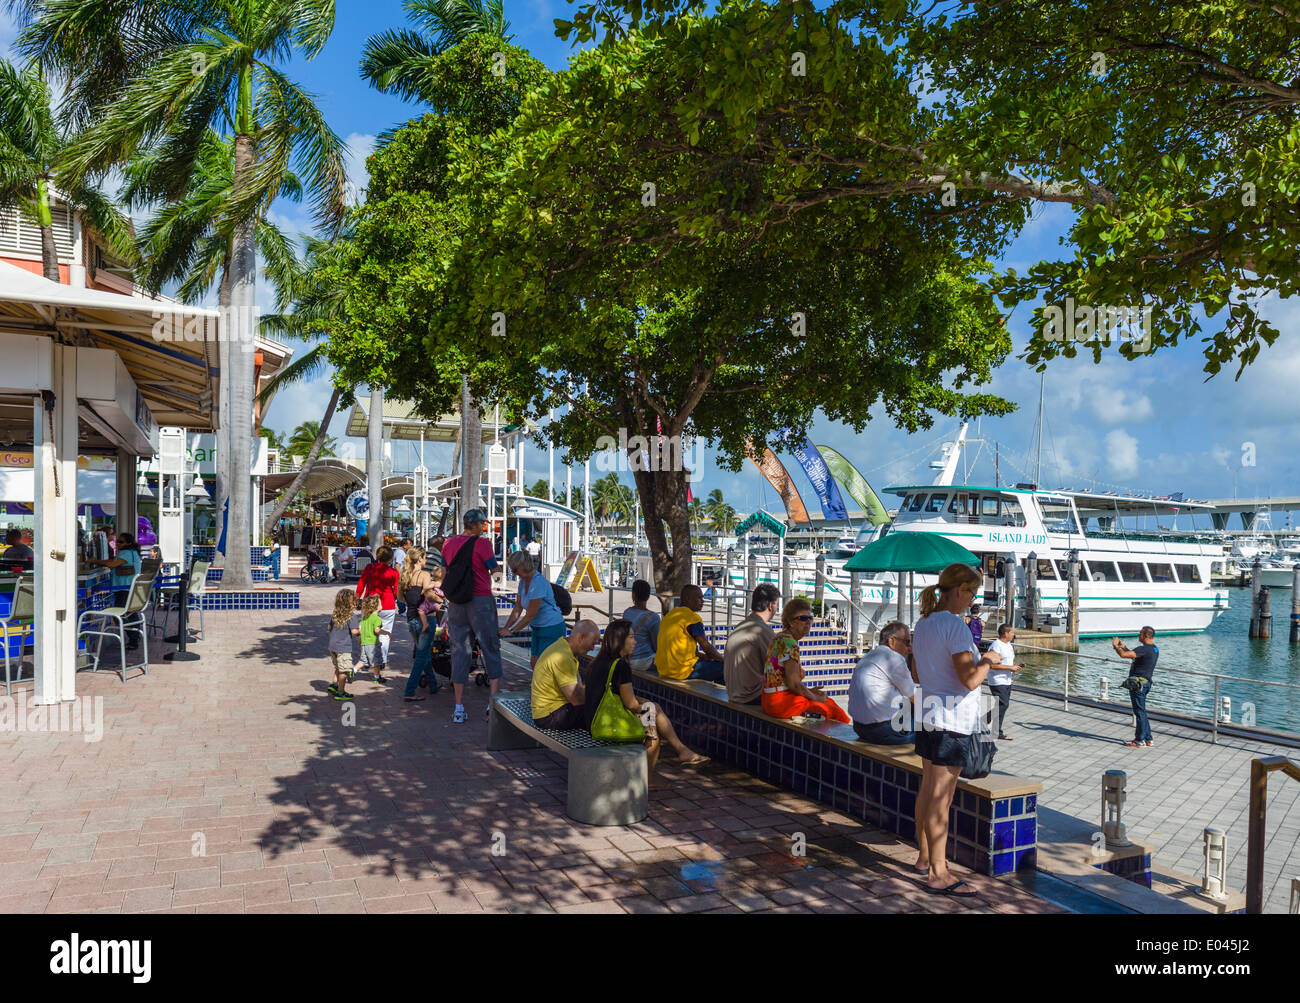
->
[[908, 571, 914, 626]]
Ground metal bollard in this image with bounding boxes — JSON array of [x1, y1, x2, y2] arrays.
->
[[1201, 827, 1228, 901], [1221, 696, 1231, 723], [1101, 770, 1131, 847], [1100, 677, 1109, 702]]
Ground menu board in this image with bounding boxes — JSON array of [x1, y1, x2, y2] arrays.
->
[[556, 550, 579, 589]]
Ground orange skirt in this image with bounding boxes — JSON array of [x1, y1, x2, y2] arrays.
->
[[761, 689, 850, 724]]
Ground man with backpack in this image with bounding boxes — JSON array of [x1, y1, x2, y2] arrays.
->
[[441, 509, 503, 723]]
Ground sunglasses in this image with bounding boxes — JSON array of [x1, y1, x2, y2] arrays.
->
[[793, 614, 814, 622]]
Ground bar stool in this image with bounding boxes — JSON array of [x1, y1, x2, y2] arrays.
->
[[1, 577, 35, 695], [153, 560, 210, 642]]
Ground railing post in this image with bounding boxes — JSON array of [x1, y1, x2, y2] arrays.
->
[[849, 572, 862, 654], [746, 553, 757, 595], [814, 554, 826, 613], [1063, 652, 1069, 711], [1212, 675, 1220, 745], [1246, 758, 1268, 914], [1099, 677, 1108, 703], [607, 578, 614, 623], [1026, 552, 1038, 631]]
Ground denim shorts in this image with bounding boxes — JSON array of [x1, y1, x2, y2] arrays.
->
[[914, 728, 970, 767]]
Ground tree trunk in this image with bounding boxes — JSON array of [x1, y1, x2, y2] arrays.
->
[[459, 376, 481, 521], [633, 464, 693, 595], [367, 385, 384, 548], [213, 258, 232, 567], [36, 180, 59, 283], [261, 387, 340, 536], [223, 132, 257, 590]]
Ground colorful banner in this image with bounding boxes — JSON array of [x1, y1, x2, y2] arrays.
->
[[792, 436, 848, 521], [816, 445, 890, 525], [744, 440, 810, 523]]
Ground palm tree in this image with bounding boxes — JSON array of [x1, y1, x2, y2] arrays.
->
[[256, 234, 349, 536], [0, 58, 135, 282], [259, 427, 288, 453], [288, 420, 336, 461], [361, 0, 511, 104], [687, 498, 707, 539], [713, 503, 738, 535], [591, 472, 622, 527], [20, 0, 349, 589]]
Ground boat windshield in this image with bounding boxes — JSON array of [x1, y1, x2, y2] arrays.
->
[[1040, 497, 1082, 535]]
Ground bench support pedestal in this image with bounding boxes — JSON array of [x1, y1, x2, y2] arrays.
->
[[488, 702, 541, 751], [567, 746, 648, 826]]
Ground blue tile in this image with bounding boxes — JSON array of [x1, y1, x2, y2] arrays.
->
[[896, 815, 916, 841], [956, 811, 977, 843], [1010, 796, 1024, 815], [865, 778, 881, 804], [993, 850, 1016, 876], [1026, 794, 1037, 813], [1013, 848, 1035, 872], [898, 790, 916, 817], [993, 820, 1014, 852], [881, 785, 897, 811], [1015, 818, 1036, 847], [994, 798, 1010, 819]]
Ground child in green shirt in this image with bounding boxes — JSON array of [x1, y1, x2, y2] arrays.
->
[[357, 595, 390, 683]]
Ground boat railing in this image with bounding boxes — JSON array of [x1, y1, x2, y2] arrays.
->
[[1008, 639, 1300, 744]]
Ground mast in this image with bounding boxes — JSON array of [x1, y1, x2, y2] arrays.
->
[[1034, 372, 1045, 488]]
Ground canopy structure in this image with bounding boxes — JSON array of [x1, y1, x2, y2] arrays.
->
[[842, 531, 980, 573], [345, 397, 531, 443], [735, 510, 787, 538], [259, 457, 364, 504]]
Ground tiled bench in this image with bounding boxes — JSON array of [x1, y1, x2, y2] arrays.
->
[[631, 669, 1042, 877]]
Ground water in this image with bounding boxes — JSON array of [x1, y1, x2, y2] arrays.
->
[[1015, 588, 1300, 733]]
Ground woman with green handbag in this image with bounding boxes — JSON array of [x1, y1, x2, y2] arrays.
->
[[583, 620, 708, 772]]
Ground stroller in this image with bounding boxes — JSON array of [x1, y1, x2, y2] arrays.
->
[[429, 621, 489, 688]]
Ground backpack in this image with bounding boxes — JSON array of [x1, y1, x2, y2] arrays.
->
[[441, 536, 478, 605], [551, 581, 572, 616]]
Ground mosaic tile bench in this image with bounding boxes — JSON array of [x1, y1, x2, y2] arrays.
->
[[632, 669, 1043, 877]]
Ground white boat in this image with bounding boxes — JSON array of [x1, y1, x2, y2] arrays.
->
[[725, 486, 1230, 636], [831, 533, 860, 556]]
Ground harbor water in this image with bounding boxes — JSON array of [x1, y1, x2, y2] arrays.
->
[[1016, 588, 1300, 734]]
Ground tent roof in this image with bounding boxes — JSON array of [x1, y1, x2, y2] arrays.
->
[[736, 510, 786, 538]]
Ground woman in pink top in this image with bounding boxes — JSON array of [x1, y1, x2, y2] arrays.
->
[[356, 545, 399, 681]]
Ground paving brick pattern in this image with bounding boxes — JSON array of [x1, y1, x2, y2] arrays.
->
[[994, 690, 1300, 913], [0, 586, 1061, 914]]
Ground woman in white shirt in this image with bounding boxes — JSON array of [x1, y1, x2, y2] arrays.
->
[[910, 562, 997, 897]]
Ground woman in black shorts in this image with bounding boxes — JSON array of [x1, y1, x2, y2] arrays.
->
[[910, 562, 996, 897]]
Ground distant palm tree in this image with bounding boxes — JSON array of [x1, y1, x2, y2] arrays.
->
[[713, 503, 738, 535], [687, 498, 707, 538], [289, 420, 336, 460], [0, 58, 135, 282], [259, 427, 289, 453], [361, 0, 511, 104]]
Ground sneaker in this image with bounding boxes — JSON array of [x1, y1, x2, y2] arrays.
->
[[1123, 740, 1146, 748], [1143, 740, 1154, 747], [332, 690, 354, 701], [452, 706, 467, 724], [327, 683, 340, 697]]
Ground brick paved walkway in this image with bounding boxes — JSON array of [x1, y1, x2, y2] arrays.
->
[[0, 586, 1060, 914]]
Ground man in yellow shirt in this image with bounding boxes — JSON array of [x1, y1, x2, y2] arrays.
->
[[531, 620, 601, 729], [654, 585, 726, 682]]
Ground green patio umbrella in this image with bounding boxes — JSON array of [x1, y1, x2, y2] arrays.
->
[[842, 531, 980, 573]]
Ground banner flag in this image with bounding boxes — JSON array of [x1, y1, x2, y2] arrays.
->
[[816, 445, 890, 525], [792, 436, 848, 521], [744, 440, 810, 523]]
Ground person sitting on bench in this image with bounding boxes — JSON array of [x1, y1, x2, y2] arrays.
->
[[531, 620, 600, 730], [654, 584, 725, 683]]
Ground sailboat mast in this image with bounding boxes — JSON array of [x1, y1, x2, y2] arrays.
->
[[1034, 372, 1045, 488]]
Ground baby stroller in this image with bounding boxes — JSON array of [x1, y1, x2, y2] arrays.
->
[[429, 622, 489, 687]]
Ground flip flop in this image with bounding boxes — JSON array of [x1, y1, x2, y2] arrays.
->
[[404, 695, 426, 702], [680, 754, 709, 766], [925, 879, 978, 897]]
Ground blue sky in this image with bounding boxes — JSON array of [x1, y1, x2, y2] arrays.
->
[[4, 2, 1297, 521]]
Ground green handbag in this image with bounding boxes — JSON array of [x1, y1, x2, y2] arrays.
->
[[590, 657, 646, 743]]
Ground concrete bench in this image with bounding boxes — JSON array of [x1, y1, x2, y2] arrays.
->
[[487, 693, 648, 827], [631, 668, 1043, 877]]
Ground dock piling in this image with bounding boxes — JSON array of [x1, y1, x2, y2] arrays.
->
[[1067, 551, 1080, 641], [1258, 586, 1272, 639], [849, 572, 862, 654], [1003, 559, 1016, 629], [1025, 552, 1038, 631], [1249, 559, 1261, 637], [1291, 564, 1300, 643]]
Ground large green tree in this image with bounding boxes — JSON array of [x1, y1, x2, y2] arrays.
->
[[0, 58, 134, 282], [326, 26, 1014, 592], [362, 0, 511, 104], [18, 0, 348, 588]]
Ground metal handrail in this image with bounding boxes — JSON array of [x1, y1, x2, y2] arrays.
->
[[1007, 639, 1300, 742], [1247, 756, 1300, 913]]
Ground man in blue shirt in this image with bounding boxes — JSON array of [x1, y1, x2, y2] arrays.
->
[[1114, 627, 1158, 747]]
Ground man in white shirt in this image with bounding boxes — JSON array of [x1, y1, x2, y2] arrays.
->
[[330, 544, 352, 582], [525, 535, 541, 569], [847, 621, 916, 745], [986, 623, 1024, 740]]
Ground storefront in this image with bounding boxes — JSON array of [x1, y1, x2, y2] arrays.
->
[[0, 261, 219, 704]]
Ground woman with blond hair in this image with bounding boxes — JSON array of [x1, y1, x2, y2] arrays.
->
[[399, 546, 442, 701], [762, 599, 851, 723], [911, 562, 998, 897]]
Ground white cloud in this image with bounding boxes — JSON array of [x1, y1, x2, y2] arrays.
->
[[1090, 388, 1153, 425], [343, 132, 376, 201], [1104, 429, 1139, 479]]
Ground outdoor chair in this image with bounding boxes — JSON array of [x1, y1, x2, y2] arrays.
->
[[151, 559, 211, 642], [77, 567, 158, 681], [350, 554, 371, 581], [1, 576, 35, 695]]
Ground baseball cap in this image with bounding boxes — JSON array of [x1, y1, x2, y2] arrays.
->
[[463, 508, 487, 526]]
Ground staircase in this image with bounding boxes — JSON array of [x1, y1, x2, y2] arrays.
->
[[703, 618, 861, 698]]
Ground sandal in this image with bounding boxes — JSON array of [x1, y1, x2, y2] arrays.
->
[[679, 753, 709, 766], [924, 879, 978, 897], [404, 695, 425, 702]]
